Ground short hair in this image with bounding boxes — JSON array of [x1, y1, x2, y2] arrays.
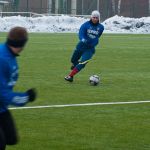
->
[[8, 26, 28, 41], [7, 27, 28, 48]]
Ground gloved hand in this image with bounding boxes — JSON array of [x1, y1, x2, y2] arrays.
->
[[80, 38, 93, 49], [26, 88, 37, 102], [81, 38, 87, 43]]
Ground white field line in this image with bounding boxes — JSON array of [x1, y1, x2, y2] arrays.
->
[[9, 100, 150, 110]]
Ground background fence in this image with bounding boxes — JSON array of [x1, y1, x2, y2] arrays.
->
[[0, 0, 150, 20]]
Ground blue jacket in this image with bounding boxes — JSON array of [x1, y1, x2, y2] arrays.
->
[[0, 43, 29, 113], [76, 20, 104, 51]]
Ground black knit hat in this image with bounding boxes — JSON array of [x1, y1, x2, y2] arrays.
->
[[6, 27, 28, 48]]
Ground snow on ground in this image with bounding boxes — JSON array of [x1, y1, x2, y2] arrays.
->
[[103, 15, 150, 34], [0, 15, 87, 33], [0, 15, 150, 34]]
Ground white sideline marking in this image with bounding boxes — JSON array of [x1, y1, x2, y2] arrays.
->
[[9, 100, 150, 110]]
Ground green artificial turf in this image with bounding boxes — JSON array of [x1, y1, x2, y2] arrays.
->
[[0, 33, 150, 150]]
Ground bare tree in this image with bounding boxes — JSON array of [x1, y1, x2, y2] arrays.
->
[[48, 0, 52, 14], [111, 0, 116, 15], [118, 0, 122, 15], [149, 0, 150, 15], [111, 0, 122, 15]]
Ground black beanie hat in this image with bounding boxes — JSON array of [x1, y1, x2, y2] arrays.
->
[[6, 27, 28, 48]]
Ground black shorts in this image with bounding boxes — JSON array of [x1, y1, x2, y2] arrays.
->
[[0, 110, 18, 149]]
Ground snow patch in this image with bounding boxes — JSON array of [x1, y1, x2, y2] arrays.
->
[[0, 15, 150, 34]]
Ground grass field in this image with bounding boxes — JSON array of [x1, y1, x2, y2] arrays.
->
[[0, 33, 150, 150]]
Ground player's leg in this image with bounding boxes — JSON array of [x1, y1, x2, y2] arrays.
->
[[65, 50, 94, 82], [75, 50, 94, 72], [70, 49, 82, 70], [0, 110, 18, 146], [64, 49, 82, 82], [0, 127, 6, 150]]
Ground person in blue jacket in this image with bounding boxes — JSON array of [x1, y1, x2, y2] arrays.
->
[[0, 27, 37, 150], [65, 10, 104, 82]]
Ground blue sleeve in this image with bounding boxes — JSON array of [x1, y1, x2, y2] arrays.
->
[[0, 58, 29, 107], [79, 22, 88, 41], [99, 24, 104, 37]]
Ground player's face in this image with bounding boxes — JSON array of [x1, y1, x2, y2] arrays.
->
[[10, 46, 24, 54], [91, 17, 99, 24]]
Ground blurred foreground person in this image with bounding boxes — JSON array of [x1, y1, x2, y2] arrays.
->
[[0, 27, 37, 150]]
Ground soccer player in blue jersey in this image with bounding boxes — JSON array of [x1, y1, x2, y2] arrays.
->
[[0, 27, 37, 150], [65, 10, 104, 82]]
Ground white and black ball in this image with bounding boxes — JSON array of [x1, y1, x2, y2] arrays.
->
[[89, 75, 100, 86]]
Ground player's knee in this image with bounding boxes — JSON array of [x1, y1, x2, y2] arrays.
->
[[71, 57, 77, 63]]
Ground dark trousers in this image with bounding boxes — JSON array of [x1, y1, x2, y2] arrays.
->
[[0, 110, 18, 150], [71, 48, 94, 71]]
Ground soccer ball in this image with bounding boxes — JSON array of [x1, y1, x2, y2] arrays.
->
[[89, 75, 100, 86]]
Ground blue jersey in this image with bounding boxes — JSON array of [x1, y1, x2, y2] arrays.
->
[[0, 44, 29, 113], [76, 20, 104, 50]]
